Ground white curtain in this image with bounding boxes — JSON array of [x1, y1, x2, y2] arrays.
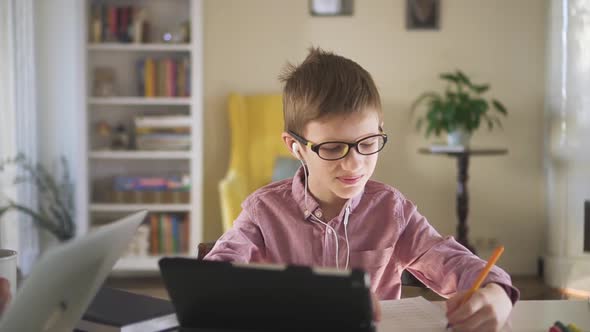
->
[[0, 0, 40, 275]]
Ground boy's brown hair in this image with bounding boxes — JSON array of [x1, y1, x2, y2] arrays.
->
[[279, 47, 382, 135]]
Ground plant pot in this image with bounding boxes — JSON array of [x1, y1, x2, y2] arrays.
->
[[447, 128, 471, 147]]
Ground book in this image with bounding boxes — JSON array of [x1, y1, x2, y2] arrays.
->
[[176, 60, 186, 97], [76, 287, 178, 332], [172, 215, 179, 253], [135, 127, 190, 134], [136, 58, 145, 96], [181, 216, 189, 253], [184, 57, 191, 96], [165, 59, 177, 97], [108, 6, 118, 42], [144, 58, 156, 97], [157, 59, 166, 97], [134, 115, 192, 128], [150, 214, 159, 255]]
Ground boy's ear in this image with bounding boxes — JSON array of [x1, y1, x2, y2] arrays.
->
[[281, 132, 300, 159]]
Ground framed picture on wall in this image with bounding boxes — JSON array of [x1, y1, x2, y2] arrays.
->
[[309, 0, 353, 16], [406, 0, 440, 30]]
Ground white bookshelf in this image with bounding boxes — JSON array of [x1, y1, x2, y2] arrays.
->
[[90, 204, 192, 212], [84, 0, 203, 274], [88, 97, 192, 105], [89, 150, 192, 160], [88, 43, 193, 52]]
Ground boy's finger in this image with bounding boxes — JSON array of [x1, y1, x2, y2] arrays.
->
[[450, 307, 492, 332], [371, 291, 381, 322], [446, 290, 469, 314], [447, 292, 485, 325]]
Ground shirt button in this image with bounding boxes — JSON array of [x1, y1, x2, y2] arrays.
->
[[327, 228, 332, 234], [314, 210, 323, 218]]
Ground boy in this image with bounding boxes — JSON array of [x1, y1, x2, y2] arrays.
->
[[205, 48, 518, 331]]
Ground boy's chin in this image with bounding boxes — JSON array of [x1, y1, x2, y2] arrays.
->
[[333, 184, 365, 200]]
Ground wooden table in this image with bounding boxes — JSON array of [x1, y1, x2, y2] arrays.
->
[[419, 147, 508, 253]]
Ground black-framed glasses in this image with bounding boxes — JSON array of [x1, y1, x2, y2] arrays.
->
[[288, 130, 388, 161]]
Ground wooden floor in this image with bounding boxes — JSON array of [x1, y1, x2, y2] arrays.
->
[[105, 275, 571, 301]]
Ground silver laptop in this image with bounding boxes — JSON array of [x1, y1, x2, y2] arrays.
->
[[0, 210, 147, 332]]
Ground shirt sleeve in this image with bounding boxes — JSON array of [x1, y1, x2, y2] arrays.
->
[[204, 199, 266, 263], [393, 198, 520, 304]]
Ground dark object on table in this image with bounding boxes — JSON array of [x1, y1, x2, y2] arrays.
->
[[76, 286, 177, 332], [159, 258, 375, 332]]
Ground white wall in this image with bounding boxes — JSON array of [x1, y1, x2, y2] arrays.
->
[[203, 0, 548, 275]]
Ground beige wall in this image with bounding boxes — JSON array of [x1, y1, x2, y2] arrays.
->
[[203, 0, 547, 275]]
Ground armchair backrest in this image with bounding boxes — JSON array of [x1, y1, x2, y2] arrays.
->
[[219, 93, 292, 232]]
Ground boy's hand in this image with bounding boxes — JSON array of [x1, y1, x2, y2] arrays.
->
[[446, 283, 512, 332], [0, 277, 11, 316], [371, 291, 381, 322]]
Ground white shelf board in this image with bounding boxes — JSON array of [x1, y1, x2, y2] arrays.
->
[[88, 97, 192, 106], [90, 150, 192, 160], [88, 43, 192, 52], [90, 204, 192, 212]]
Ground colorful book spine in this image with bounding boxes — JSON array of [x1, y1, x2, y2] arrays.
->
[[136, 58, 145, 96], [184, 57, 191, 97], [120, 6, 132, 42], [150, 214, 159, 255], [146, 213, 190, 255], [176, 60, 186, 97], [159, 214, 166, 254], [100, 5, 108, 42], [90, 4, 102, 43], [108, 6, 118, 42], [166, 59, 177, 97], [157, 59, 166, 97], [181, 215, 189, 253], [144, 58, 155, 97], [172, 216, 179, 253]]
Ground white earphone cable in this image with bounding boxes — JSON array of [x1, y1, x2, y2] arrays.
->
[[343, 205, 351, 270], [297, 155, 341, 270], [295, 150, 354, 270]]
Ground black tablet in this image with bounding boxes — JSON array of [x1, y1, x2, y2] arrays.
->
[[159, 258, 375, 332]]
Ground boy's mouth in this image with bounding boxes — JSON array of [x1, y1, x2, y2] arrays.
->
[[337, 175, 363, 185]]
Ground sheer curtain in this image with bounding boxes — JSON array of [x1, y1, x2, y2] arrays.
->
[[0, 0, 40, 275]]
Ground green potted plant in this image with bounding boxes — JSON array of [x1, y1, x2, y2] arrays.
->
[[0, 154, 75, 242], [411, 70, 508, 147]]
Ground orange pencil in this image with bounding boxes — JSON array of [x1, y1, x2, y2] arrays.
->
[[460, 245, 505, 305]]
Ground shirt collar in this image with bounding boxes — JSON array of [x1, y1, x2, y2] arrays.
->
[[291, 166, 363, 221]]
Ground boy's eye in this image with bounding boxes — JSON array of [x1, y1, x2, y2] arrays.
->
[[360, 141, 376, 148], [360, 138, 378, 146], [321, 143, 345, 152], [318, 143, 348, 159]]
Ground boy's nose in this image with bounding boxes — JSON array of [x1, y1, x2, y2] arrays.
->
[[340, 148, 364, 171]]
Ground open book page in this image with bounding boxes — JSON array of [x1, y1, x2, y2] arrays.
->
[[378, 296, 448, 332]]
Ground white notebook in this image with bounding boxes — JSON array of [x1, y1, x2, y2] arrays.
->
[[378, 296, 448, 332]]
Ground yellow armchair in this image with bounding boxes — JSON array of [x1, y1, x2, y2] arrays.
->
[[219, 93, 294, 232]]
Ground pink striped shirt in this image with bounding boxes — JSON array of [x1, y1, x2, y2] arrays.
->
[[206, 168, 519, 302]]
